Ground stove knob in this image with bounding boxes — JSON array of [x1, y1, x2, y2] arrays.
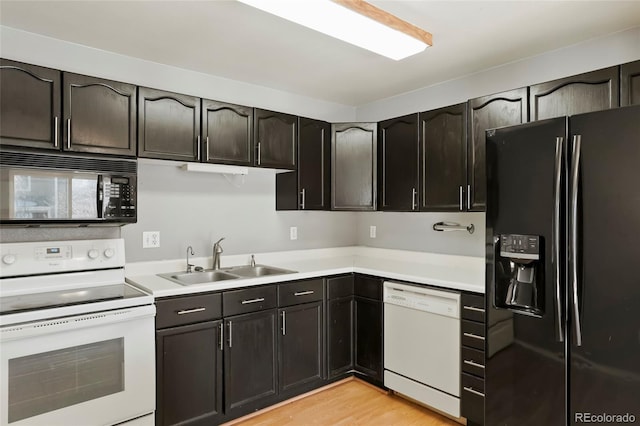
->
[[88, 249, 99, 259], [2, 254, 16, 265], [104, 248, 115, 259]]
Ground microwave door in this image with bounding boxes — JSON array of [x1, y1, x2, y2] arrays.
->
[[0, 168, 99, 221]]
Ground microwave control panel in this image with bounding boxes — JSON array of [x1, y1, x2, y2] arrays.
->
[[104, 176, 136, 219]]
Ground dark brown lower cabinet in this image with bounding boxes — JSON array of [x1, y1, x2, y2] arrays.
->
[[156, 320, 223, 426], [278, 302, 323, 393], [327, 296, 354, 378], [354, 296, 383, 384], [224, 309, 278, 414]]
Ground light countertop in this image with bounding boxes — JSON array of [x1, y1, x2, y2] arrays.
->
[[125, 246, 485, 298]]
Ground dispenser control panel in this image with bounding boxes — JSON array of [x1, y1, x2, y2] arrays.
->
[[500, 234, 540, 260]]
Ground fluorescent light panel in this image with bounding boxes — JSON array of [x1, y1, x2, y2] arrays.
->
[[238, 0, 429, 60]]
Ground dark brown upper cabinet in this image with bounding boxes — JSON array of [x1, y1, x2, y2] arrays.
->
[[377, 114, 419, 212], [254, 109, 297, 170], [201, 100, 253, 166], [529, 67, 619, 121], [468, 88, 528, 212], [138, 87, 200, 161], [63, 73, 136, 157], [0, 59, 61, 150], [620, 60, 640, 107], [332, 123, 377, 211], [275, 118, 331, 211], [419, 103, 467, 212]]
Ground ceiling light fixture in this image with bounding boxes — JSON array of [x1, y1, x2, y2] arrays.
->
[[237, 0, 432, 60]]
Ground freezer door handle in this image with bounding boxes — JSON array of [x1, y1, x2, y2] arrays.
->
[[570, 134, 583, 346], [552, 136, 564, 342]]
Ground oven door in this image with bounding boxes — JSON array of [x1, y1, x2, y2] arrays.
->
[[0, 305, 155, 426]]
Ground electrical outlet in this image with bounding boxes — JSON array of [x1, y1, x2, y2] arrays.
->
[[143, 231, 160, 248], [369, 225, 377, 238], [290, 227, 298, 241]]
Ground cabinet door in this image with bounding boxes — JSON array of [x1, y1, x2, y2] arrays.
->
[[331, 123, 377, 211], [138, 87, 200, 161], [299, 117, 331, 210], [275, 118, 331, 211], [224, 310, 277, 412], [420, 103, 467, 211], [63, 73, 136, 156], [354, 297, 383, 383], [327, 296, 353, 378], [468, 88, 528, 212], [0, 59, 61, 150], [378, 113, 419, 211], [202, 99, 252, 165], [156, 320, 223, 426], [254, 109, 296, 169], [529, 66, 619, 121], [278, 302, 323, 392], [620, 60, 640, 106]]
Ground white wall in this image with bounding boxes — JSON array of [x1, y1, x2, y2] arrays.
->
[[121, 162, 358, 262], [356, 26, 640, 121], [356, 212, 485, 257], [0, 26, 356, 122]]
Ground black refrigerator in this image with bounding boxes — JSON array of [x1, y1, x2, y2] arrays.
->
[[485, 105, 640, 426]]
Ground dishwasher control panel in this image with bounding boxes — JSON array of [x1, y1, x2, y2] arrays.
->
[[383, 281, 460, 319]]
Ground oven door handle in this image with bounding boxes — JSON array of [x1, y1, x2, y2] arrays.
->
[[0, 305, 156, 342]]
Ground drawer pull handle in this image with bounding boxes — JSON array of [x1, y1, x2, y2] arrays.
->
[[463, 332, 485, 341], [294, 290, 314, 296], [463, 360, 485, 369], [463, 306, 485, 313], [177, 307, 206, 315], [463, 386, 485, 397], [241, 297, 265, 305]]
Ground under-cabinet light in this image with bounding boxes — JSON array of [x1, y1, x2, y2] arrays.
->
[[237, 0, 432, 60], [180, 163, 249, 175]]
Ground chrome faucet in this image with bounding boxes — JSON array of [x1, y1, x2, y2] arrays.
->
[[250, 254, 256, 267], [186, 246, 195, 273], [212, 237, 225, 270]]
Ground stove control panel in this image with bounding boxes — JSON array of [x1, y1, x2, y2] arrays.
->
[[0, 239, 125, 278]]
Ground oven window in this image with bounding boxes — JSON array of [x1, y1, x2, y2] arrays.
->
[[8, 338, 124, 423]]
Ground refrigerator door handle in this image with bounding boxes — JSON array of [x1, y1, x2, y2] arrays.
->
[[570, 134, 583, 346], [553, 136, 564, 342]]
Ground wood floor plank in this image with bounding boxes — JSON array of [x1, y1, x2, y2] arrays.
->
[[229, 379, 461, 426]]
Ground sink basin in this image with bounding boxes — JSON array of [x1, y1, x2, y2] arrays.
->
[[159, 270, 239, 286], [225, 265, 297, 278], [158, 264, 297, 286]]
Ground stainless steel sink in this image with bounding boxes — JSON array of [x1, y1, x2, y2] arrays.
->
[[158, 264, 296, 286], [224, 265, 296, 278], [159, 270, 239, 286]]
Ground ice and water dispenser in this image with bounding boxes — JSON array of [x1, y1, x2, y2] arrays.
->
[[494, 234, 544, 316]]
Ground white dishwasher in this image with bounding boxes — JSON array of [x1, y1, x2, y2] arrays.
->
[[383, 281, 461, 418]]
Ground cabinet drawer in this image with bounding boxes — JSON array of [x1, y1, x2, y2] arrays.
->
[[278, 279, 324, 307], [156, 293, 222, 329], [462, 320, 485, 350], [354, 275, 382, 300], [461, 373, 485, 424], [223, 285, 277, 316], [462, 293, 486, 323], [327, 275, 354, 299], [462, 347, 485, 378]]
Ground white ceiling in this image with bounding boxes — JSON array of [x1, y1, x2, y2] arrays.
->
[[1, 1, 640, 106]]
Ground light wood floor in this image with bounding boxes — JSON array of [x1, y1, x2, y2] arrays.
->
[[231, 379, 461, 426]]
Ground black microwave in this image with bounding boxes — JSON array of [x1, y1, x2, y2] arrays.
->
[[0, 150, 137, 225]]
